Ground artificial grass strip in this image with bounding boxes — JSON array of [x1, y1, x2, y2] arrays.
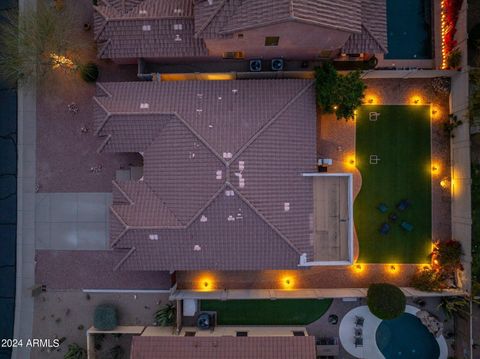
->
[[354, 105, 432, 263], [200, 299, 333, 325]]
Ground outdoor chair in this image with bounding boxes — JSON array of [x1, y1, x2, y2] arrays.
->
[[388, 212, 398, 222], [354, 327, 363, 337], [377, 203, 388, 213], [369, 154, 380, 164], [379, 222, 390, 235], [355, 337, 363, 348], [396, 199, 412, 211], [355, 316, 364, 327], [401, 221, 414, 232]]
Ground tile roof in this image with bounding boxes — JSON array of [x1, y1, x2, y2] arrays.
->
[[94, 79, 316, 271], [94, 0, 207, 59], [194, 0, 362, 39], [130, 336, 316, 359], [342, 0, 388, 54]]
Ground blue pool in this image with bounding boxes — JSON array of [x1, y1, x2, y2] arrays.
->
[[0, 2, 18, 359], [385, 0, 432, 59], [376, 313, 440, 359]]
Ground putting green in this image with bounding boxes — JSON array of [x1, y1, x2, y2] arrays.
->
[[354, 105, 432, 263]]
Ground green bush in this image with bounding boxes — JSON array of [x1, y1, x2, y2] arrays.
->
[[314, 62, 366, 121], [79, 62, 99, 83], [367, 283, 406, 320], [94, 304, 118, 331], [434, 239, 464, 272], [64, 343, 86, 359], [410, 268, 443, 292], [154, 302, 176, 326]]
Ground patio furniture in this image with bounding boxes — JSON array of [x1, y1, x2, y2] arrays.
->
[[396, 199, 412, 211], [355, 337, 363, 348], [355, 316, 364, 327], [401, 221, 414, 232], [354, 327, 363, 337], [388, 212, 398, 222], [377, 203, 388, 213], [379, 222, 390, 235], [369, 112, 380, 121]]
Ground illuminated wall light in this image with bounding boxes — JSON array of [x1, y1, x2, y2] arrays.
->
[[388, 264, 398, 274], [353, 264, 364, 273], [333, 105, 338, 110], [431, 163, 440, 175], [440, 177, 450, 190], [282, 276, 294, 289], [411, 96, 422, 105], [198, 276, 214, 291]]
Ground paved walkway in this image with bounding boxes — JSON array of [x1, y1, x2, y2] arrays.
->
[[35, 193, 111, 250]]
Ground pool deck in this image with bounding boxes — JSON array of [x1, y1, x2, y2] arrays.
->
[[339, 305, 448, 359]]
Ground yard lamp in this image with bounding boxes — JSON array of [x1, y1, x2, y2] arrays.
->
[[440, 177, 450, 190]]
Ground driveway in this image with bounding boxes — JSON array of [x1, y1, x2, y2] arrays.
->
[[35, 193, 111, 250]]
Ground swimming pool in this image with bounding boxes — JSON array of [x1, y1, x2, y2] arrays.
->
[[385, 0, 432, 59], [376, 313, 440, 359]]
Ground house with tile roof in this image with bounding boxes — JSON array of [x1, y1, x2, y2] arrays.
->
[[94, 79, 354, 272], [93, 0, 387, 63]]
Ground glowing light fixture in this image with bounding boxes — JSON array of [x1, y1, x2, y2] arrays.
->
[[282, 276, 294, 289]]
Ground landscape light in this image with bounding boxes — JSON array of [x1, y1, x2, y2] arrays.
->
[[282, 276, 294, 289]]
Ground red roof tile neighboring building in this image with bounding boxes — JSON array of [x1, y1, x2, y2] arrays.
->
[[94, 0, 208, 59], [130, 336, 316, 359], [94, 0, 387, 60], [94, 80, 317, 271]]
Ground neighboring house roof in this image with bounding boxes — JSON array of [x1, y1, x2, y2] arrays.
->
[[94, 80, 317, 271], [130, 336, 316, 359], [194, 0, 362, 39], [93, 0, 208, 59], [342, 0, 388, 54]]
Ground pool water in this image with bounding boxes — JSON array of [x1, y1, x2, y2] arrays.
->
[[376, 313, 440, 359], [385, 0, 432, 59]]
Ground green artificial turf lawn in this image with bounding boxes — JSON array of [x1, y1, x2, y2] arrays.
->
[[200, 299, 332, 325], [354, 105, 432, 263]]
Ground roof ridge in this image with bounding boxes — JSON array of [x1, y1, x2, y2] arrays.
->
[[361, 23, 387, 53], [113, 247, 136, 271], [230, 80, 314, 163], [185, 182, 228, 227], [229, 183, 301, 256], [141, 180, 185, 227], [194, 0, 227, 38], [112, 180, 135, 204], [173, 112, 226, 165]]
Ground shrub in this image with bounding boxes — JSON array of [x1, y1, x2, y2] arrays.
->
[[79, 62, 99, 83], [446, 48, 462, 69], [367, 283, 406, 320], [154, 302, 176, 327], [410, 268, 443, 292], [434, 239, 464, 272], [94, 304, 118, 331], [315, 62, 366, 121], [64, 343, 86, 359]]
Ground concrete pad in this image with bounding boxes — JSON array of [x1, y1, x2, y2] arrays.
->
[[50, 193, 77, 222]]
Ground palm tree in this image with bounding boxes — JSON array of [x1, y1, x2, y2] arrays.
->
[[64, 343, 86, 359], [155, 302, 177, 327]]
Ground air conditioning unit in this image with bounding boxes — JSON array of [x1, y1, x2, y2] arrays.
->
[[271, 58, 284, 71], [249, 59, 262, 72]]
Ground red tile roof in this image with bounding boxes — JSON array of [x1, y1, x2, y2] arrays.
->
[[94, 0, 207, 59], [130, 336, 316, 359], [94, 80, 317, 271]]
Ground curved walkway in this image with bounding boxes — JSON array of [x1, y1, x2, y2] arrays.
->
[[339, 305, 448, 359]]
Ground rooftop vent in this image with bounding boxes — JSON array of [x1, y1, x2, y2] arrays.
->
[[193, 244, 201, 251], [218, 96, 222, 100], [208, 124, 213, 129], [139, 10, 147, 15], [142, 25, 151, 31], [227, 215, 235, 222], [174, 34, 182, 42], [216, 170, 222, 180], [222, 152, 232, 159], [232, 89, 238, 94], [149, 234, 158, 240], [208, 0, 214, 5], [284, 202, 290, 212], [200, 215, 207, 223], [173, 8, 183, 14], [173, 23, 183, 30], [225, 190, 234, 196], [239, 161, 245, 171], [140, 103, 149, 109], [239, 178, 245, 188]]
